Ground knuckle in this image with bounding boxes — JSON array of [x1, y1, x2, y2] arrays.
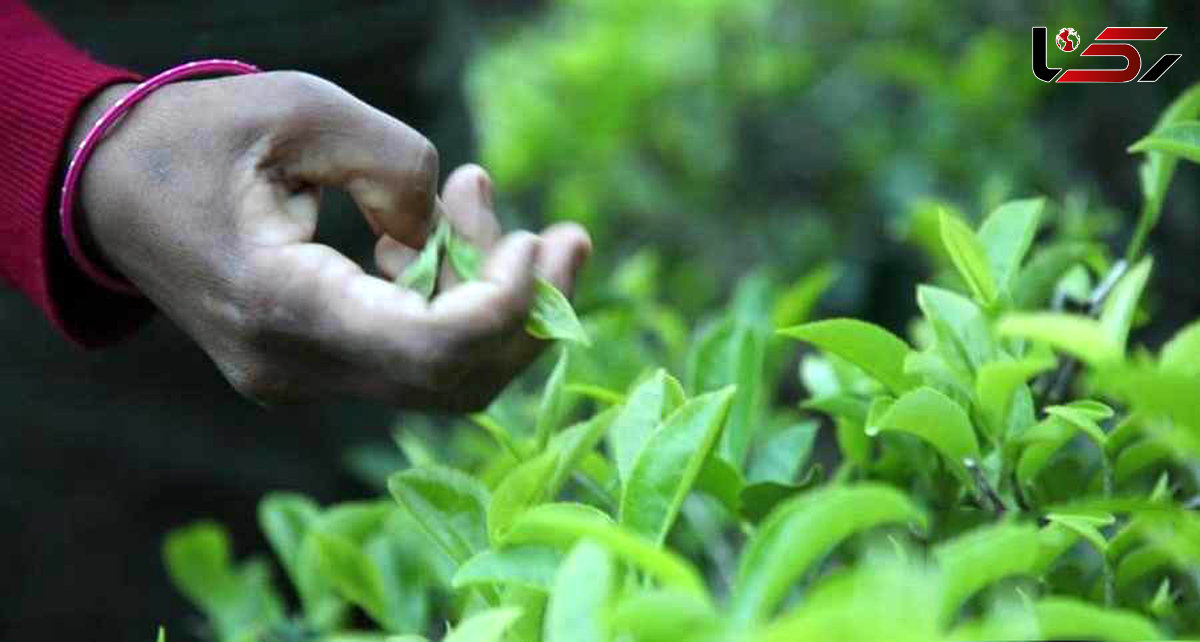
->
[[224, 360, 303, 406]]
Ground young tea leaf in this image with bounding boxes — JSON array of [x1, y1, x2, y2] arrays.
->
[[544, 541, 614, 642], [939, 210, 999, 306], [779, 318, 918, 395], [996, 313, 1123, 366], [729, 484, 927, 625], [387, 466, 490, 565], [619, 387, 736, 545], [395, 220, 448, 299], [443, 607, 523, 642], [932, 523, 1040, 622], [868, 386, 980, 484], [1034, 597, 1164, 641], [978, 197, 1044, 295], [452, 545, 563, 593], [1100, 257, 1153, 351], [488, 450, 560, 544], [1128, 120, 1200, 163], [535, 348, 572, 449], [527, 277, 591, 345], [608, 370, 686, 483]]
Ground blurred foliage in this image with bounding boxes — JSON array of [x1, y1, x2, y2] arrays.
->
[[466, 0, 1196, 324]]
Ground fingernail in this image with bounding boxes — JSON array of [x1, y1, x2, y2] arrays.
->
[[478, 173, 494, 210]]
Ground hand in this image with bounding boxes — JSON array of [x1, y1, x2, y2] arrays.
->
[[70, 72, 591, 410]]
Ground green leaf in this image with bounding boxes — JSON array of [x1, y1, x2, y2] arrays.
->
[[608, 370, 685, 483], [258, 493, 320, 595], [693, 454, 746, 516], [488, 450, 560, 544], [996, 312, 1123, 365], [258, 494, 341, 630], [1045, 512, 1112, 554], [746, 421, 818, 484], [729, 484, 927, 625], [620, 387, 735, 544], [387, 466, 490, 565], [1115, 545, 1172, 589], [1034, 597, 1164, 641], [1015, 418, 1076, 487], [445, 230, 484, 281], [779, 319, 917, 395], [916, 285, 996, 372], [163, 522, 284, 641], [500, 503, 708, 598], [396, 220, 448, 299], [1013, 242, 1100, 309], [939, 210, 998, 305], [771, 264, 838, 328], [867, 386, 980, 483], [546, 407, 618, 493], [1160, 320, 1200, 376], [1129, 120, 1200, 163], [444, 228, 588, 344], [452, 546, 563, 593], [1114, 440, 1170, 483], [1127, 84, 1200, 260], [738, 467, 823, 524], [801, 393, 869, 426], [977, 197, 1044, 294], [975, 354, 1055, 441], [687, 317, 767, 465], [443, 607, 523, 642], [1100, 258, 1152, 350], [933, 523, 1040, 622], [528, 277, 591, 344], [544, 541, 613, 642], [610, 590, 720, 642], [536, 348, 572, 449], [311, 531, 390, 628], [1045, 403, 1108, 447]]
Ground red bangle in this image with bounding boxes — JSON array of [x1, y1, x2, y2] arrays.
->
[[59, 59, 262, 295]]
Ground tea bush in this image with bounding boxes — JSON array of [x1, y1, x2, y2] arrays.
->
[[156, 81, 1200, 641]]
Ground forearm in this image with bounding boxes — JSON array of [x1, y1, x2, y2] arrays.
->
[[0, 0, 152, 346]]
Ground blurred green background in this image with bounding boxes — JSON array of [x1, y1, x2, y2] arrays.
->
[[2, 0, 1198, 640]]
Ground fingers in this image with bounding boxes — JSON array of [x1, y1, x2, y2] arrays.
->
[[437, 164, 502, 289], [255, 72, 440, 248], [375, 235, 420, 281], [536, 222, 593, 298], [430, 232, 540, 341]]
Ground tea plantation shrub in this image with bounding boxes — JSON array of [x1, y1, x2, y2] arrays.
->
[[154, 84, 1200, 641]]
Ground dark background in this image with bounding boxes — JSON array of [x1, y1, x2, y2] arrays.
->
[[3, 1, 1199, 640]]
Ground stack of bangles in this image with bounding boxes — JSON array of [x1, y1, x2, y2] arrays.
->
[[58, 59, 261, 296]]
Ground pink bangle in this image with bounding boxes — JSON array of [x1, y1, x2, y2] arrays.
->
[[59, 59, 262, 295]]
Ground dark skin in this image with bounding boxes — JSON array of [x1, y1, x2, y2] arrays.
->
[[69, 71, 591, 410]]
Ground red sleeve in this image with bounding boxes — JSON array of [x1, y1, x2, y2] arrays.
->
[[1, 0, 155, 347]]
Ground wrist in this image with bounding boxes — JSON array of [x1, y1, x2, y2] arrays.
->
[[64, 82, 138, 275]]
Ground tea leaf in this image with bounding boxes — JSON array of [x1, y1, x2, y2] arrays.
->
[[610, 590, 720, 642], [729, 484, 927, 625], [443, 228, 589, 344], [978, 197, 1044, 294], [500, 503, 708, 597], [1013, 242, 1100, 309], [771, 264, 838, 328], [975, 354, 1055, 441], [939, 210, 999, 306], [1129, 120, 1200, 163], [1100, 257, 1152, 350], [544, 541, 613, 642], [311, 531, 390, 628], [1127, 84, 1200, 260], [996, 312, 1123, 365], [868, 386, 980, 483], [488, 450, 560, 544], [746, 421, 818, 484], [528, 277, 591, 344], [609, 370, 685, 483], [388, 466, 490, 565], [779, 318, 917, 394], [258, 493, 320, 596], [1161, 320, 1200, 376], [1034, 597, 1164, 641], [452, 546, 562, 592], [396, 220, 448, 299], [536, 348, 572, 449], [1045, 403, 1108, 446], [620, 387, 736, 544], [916, 285, 996, 372], [443, 607, 523, 642], [933, 523, 1040, 621]]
